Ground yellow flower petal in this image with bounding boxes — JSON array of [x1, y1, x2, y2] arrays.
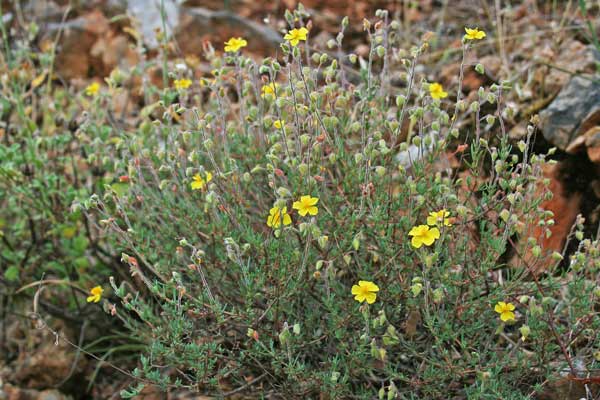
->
[[267, 206, 291, 228], [85, 82, 100, 96], [305, 196, 319, 206], [500, 311, 515, 322], [283, 213, 292, 226], [261, 83, 278, 98], [285, 27, 309, 47], [86, 286, 103, 303], [411, 236, 423, 248], [224, 37, 248, 52], [174, 78, 192, 90], [429, 83, 448, 100], [494, 302, 505, 313], [409, 225, 440, 248], [464, 27, 486, 40], [292, 195, 319, 218], [408, 225, 424, 236], [365, 292, 377, 304], [359, 281, 379, 292], [427, 210, 452, 226], [352, 280, 379, 304]]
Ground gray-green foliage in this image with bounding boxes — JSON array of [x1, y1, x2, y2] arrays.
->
[[3, 5, 600, 399]]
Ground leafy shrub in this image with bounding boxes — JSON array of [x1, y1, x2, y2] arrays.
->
[[4, 5, 600, 399], [0, 20, 118, 297]]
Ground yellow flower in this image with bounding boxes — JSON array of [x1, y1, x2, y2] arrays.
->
[[426, 209, 452, 227], [87, 286, 103, 303], [174, 78, 192, 90], [224, 37, 248, 52], [274, 119, 285, 130], [284, 27, 309, 47], [267, 206, 292, 228], [464, 27, 486, 40], [261, 82, 278, 98], [494, 301, 516, 322], [292, 195, 319, 217], [408, 225, 440, 248], [190, 171, 213, 190], [429, 82, 448, 100], [85, 82, 100, 96], [351, 280, 379, 304]]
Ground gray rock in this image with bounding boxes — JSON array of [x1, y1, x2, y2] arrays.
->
[[176, 6, 282, 55], [539, 76, 600, 150], [127, 0, 179, 49]]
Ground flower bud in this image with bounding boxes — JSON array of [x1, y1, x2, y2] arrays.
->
[[278, 326, 291, 345], [519, 295, 529, 304], [411, 282, 423, 297], [276, 187, 291, 198], [330, 371, 340, 383], [519, 325, 530, 341], [298, 163, 309, 176], [396, 95, 406, 107], [432, 287, 444, 303], [317, 235, 329, 249], [352, 235, 360, 251]]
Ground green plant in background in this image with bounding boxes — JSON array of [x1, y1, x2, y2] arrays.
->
[[0, 32, 113, 288], [579, 0, 600, 54], [0, 10, 139, 388]]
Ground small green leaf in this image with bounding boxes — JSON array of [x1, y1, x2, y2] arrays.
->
[[4, 265, 19, 282]]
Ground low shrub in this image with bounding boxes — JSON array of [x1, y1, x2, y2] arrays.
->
[[4, 5, 600, 399]]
